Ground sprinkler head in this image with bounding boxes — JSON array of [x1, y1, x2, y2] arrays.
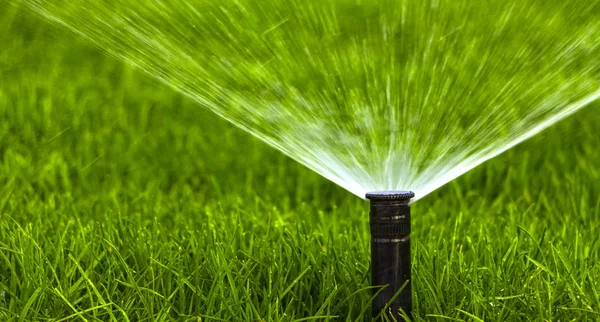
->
[[366, 191, 415, 201], [366, 190, 414, 321]]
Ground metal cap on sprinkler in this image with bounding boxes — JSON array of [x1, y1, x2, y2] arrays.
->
[[366, 190, 415, 320]]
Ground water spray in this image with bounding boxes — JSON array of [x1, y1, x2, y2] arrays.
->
[[366, 190, 414, 320]]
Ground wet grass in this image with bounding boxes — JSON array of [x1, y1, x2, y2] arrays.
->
[[1, 4, 600, 321]]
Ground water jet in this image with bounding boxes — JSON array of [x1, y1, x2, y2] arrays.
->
[[366, 190, 414, 320], [21, 0, 600, 202]]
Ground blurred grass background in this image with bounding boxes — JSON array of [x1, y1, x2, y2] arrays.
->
[[1, 3, 599, 321]]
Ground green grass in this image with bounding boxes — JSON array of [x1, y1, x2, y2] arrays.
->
[[1, 3, 600, 322]]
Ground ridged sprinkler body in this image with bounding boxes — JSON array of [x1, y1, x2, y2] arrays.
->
[[366, 190, 414, 321]]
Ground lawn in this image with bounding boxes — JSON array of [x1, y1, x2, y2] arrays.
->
[[1, 2, 600, 321]]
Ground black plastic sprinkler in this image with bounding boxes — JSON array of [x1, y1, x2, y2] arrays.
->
[[366, 190, 415, 321]]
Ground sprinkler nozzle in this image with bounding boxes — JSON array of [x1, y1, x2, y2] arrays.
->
[[366, 190, 414, 321]]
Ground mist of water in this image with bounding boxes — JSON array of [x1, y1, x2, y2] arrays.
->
[[21, 0, 600, 201]]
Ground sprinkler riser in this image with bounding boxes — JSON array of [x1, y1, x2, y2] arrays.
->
[[367, 191, 413, 321]]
